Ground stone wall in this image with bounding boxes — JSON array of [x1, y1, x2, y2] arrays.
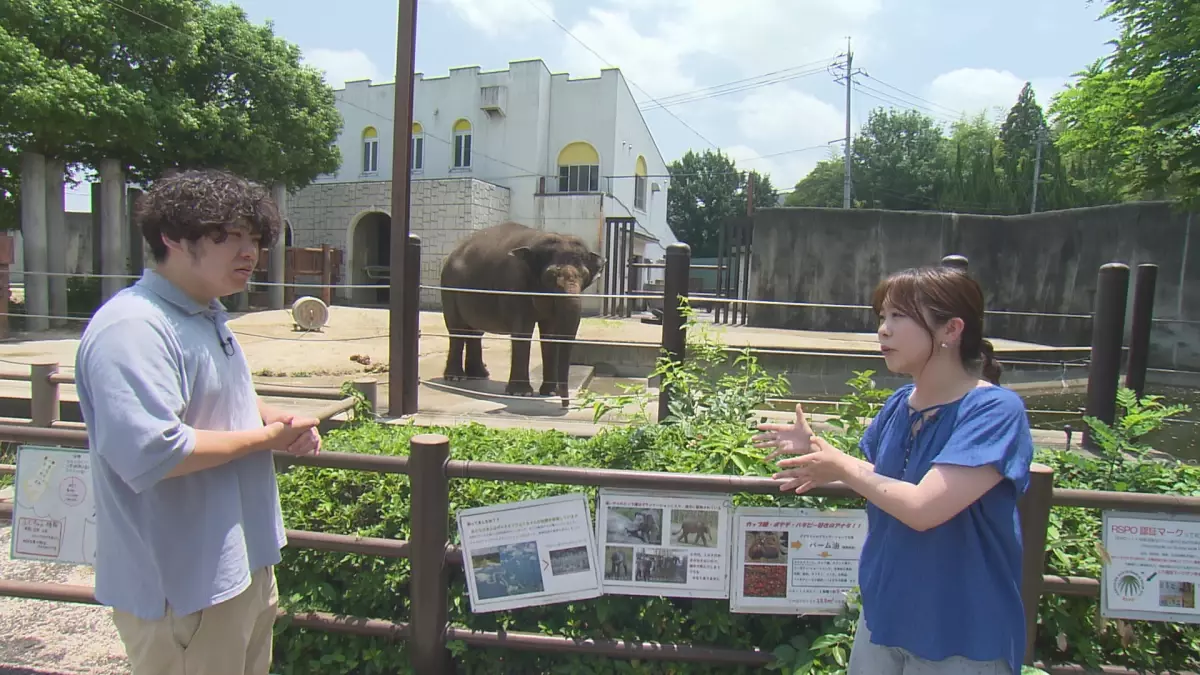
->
[[288, 177, 511, 308], [747, 202, 1200, 371]]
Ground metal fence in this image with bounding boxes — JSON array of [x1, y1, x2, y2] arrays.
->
[[3, 423, 1200, 674]]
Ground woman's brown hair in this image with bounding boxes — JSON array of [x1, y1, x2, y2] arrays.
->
[[870, 265, 1002, 384]]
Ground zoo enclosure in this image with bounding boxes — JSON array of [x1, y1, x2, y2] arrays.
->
[[2, 425, 1199, 674]]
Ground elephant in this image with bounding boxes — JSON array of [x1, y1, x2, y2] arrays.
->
[[439, 221, 604, 407]]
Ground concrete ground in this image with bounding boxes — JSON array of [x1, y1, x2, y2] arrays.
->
[[0, 307, 1070, 447]]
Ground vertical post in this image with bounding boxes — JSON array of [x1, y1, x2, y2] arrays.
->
[[658, 243, 690, 421], [842, 39, 853, 209], [741, 174, 754, 326], [30, 361, 59, 427], [408, 433, 452, 674], [714, 219, 727, 324], [1124, 263, 1158, 399], [1085, 262, 1130, 448], [740, 221, 753, 326], [268, 183, 288, 310], [941, 254, 969, 272], [44, 160, 68, 327], [285, 250, 297, 306], [1018, 463, 1054, 666], [602, 219, 612, 316], [387, 0, 419, 417], [401, 234, 421, 415], [626, 254, 640, 317], [0, 232, 12, 339], [99, 158, 126, 304], [321, 244, 333, 306], [21, 152, 49, 332], [351, 377, 379, 417]]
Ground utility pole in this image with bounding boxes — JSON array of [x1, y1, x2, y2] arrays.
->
[[1030, 126, 1047, 214], [842, 37, 853, 209]]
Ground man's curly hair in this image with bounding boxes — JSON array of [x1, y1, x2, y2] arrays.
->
[[135, 168, 282, 262]]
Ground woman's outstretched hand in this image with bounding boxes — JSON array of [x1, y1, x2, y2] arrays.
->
[[753, 403, 816, 462], [772, 435, 851, 494]]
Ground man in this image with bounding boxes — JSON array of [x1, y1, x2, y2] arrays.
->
[[75, 168, 321, 675]]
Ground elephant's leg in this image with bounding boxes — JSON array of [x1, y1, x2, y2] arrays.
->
[[464, 333, 489, 379], [555, 338, 574, 408], [537, 321, 558, 397], [506, 318, 536, 396], [444, 333, 467, 380]]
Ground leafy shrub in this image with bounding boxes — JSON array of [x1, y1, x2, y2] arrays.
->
[[271, 317, 1200, 674]]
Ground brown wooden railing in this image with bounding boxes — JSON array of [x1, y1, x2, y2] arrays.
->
[[3, 424, 1199, 674]]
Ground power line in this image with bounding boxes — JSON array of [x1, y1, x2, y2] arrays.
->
[[522, 0, 721, 150], [638, 57, 843, 111]]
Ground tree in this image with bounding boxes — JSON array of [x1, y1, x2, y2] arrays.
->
[[0, 0, 342, 193], [1050, 0, 1200, 207], [667, 150, 776, 258], [851, 109, 946, 210], [783, 157, 844, 208]]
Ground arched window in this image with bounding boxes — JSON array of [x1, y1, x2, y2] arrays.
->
[[411, 122, 425, 172], [557, 142, 600, 193], [634, 155, 648, 210], [362, 127, 379, 174], [453, 119, 472, 168]]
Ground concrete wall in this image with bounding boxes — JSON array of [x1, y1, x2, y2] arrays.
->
[[287, 177, 510, 308], [747, 202, 1200, 370]]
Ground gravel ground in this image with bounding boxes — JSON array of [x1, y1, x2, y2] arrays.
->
[[0, 524, 128, 675]]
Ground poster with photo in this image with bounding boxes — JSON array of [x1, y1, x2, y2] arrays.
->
[[730, 507, 867, 615], [10, 445, 96, 566], [596, 488, 731, 599], [456, 492, 602, 613], [1101, 510, 1200, 624]]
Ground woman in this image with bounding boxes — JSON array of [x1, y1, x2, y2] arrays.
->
[[754, 265, 1034, 675]]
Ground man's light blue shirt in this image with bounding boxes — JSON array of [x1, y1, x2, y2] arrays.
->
[[76, 269, 286, 620]]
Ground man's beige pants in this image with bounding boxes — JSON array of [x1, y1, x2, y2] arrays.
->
[[112, 566, 278, 675]]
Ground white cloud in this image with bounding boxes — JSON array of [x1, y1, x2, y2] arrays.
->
[[559, 0, 880, 100], [432, 0, 555, 37], [304, 48, 381, 87], [927, 68, 1071, 121]]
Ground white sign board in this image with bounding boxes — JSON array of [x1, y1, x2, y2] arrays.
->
[[730, 507, 867, 615], [1101, 510, 1200, 624], [457, 493, 602, 613], [10, 445, 95, 566], [595, 489, 731, 599]]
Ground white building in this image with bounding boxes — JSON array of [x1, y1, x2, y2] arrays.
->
[[287, 58, 675, 309]]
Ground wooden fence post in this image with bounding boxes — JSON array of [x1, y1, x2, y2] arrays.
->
[[30, 361, 59, 427], [1019, 463, 1055, 665], [351, 377, 379, 415], [1124, 263, 1157, 399], [402, 234, 421, 416], [409, 433, 452, 674], [1085, 262, 1130, 448], [658, 243, 690, 422]]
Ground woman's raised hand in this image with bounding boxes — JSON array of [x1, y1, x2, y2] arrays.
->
[[753, 403, 816, 462]]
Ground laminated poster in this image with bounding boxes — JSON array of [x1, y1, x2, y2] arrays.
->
[[1101, 510, 1200, 624], [456, 493, 602, 613], [595, 489, 731, 599], [730, 507, 867, 615], [10, 445, 96, 566]]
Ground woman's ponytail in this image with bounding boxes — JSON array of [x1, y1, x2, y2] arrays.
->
[[980, 338, 1002, 384]]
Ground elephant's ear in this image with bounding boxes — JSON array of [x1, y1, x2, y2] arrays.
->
[[509, 246, 546, 273], [587, 252, 605, 280]]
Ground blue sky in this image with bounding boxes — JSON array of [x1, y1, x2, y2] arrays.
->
[[67, 0, 1120, 209]]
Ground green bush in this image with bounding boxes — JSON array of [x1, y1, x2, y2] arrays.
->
[[271, 317, 1200, 674]]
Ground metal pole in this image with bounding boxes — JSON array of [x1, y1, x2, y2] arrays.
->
[[658, 243, 690, 421], [402, 235, 421, 416], [30, 362, 59, 427], [941, 254, 968, 272], [388, 0, 419, 416], [1084, 262, 1130, 448], [1124, 263, 1158, 399], [351, 377, 379, 415], [1018, 463, 1054, 665], [842, 39, 853, 209], [408, 433, 452, 674]]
